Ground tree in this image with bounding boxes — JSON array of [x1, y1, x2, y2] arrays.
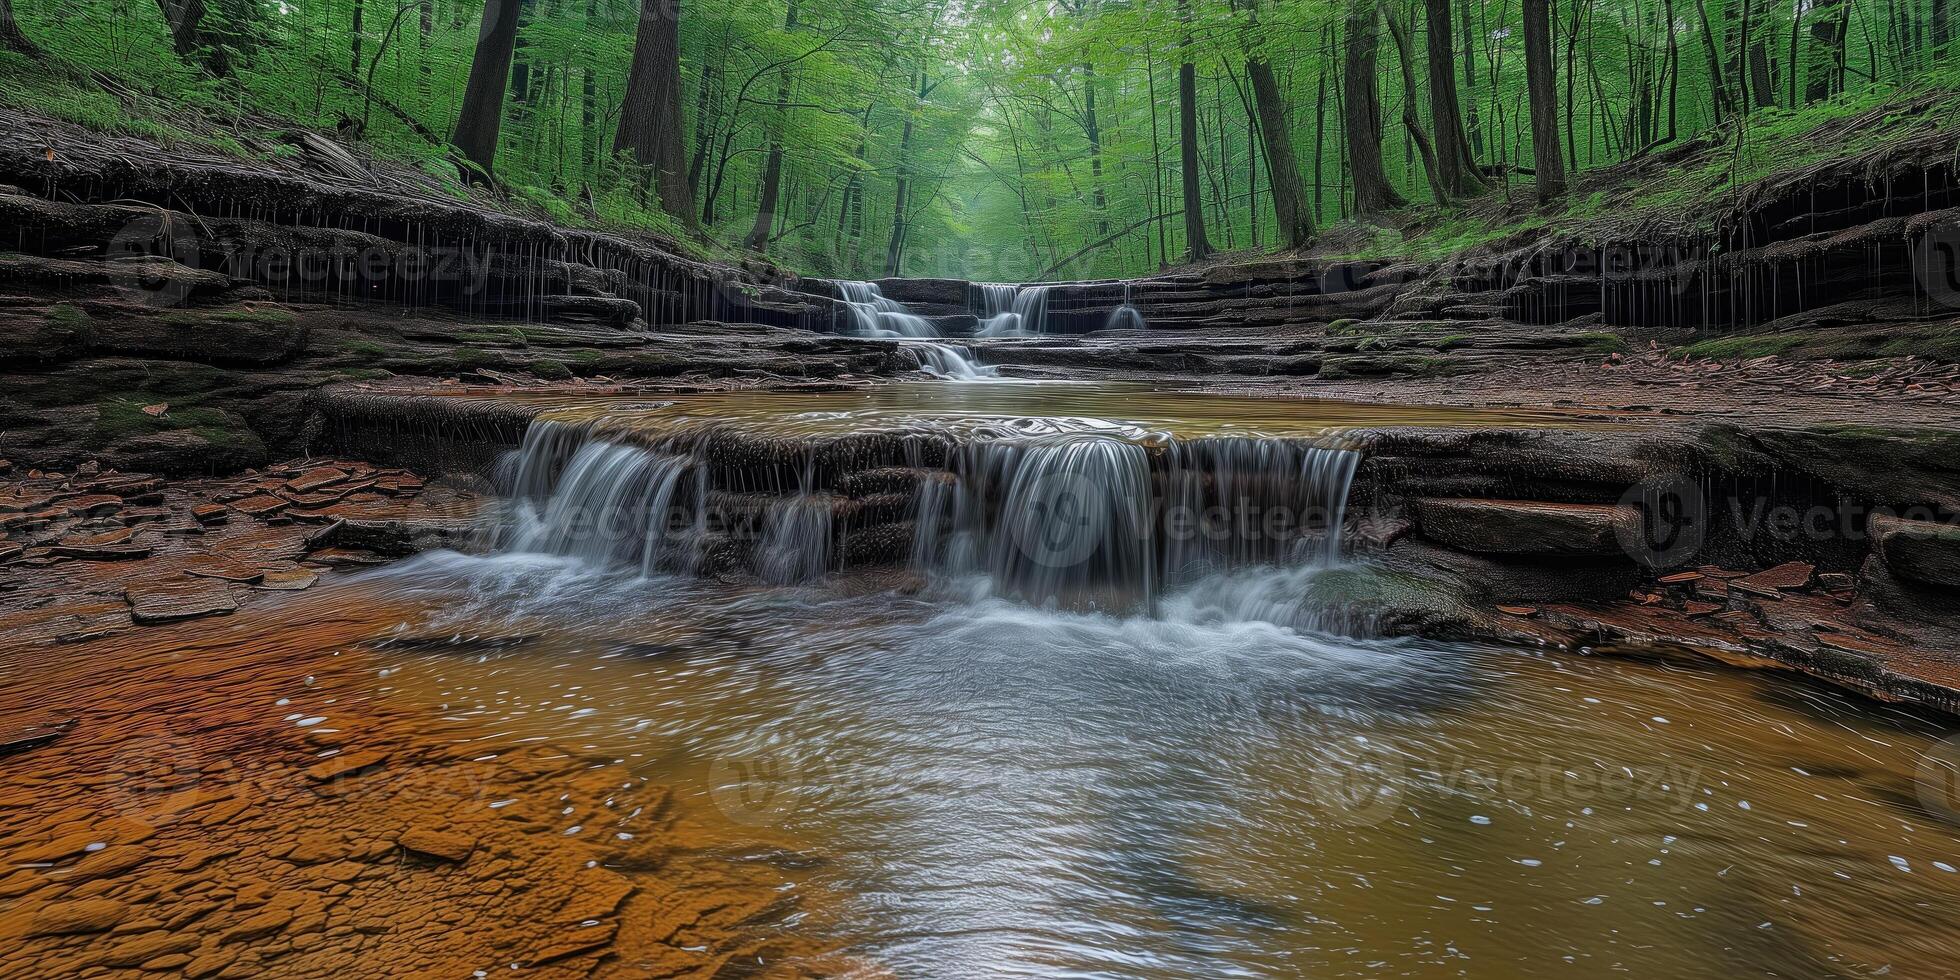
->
[[453, 0, 525, 181], [1805, 0, 1851, 102], [1380, 1, 1448, 203], [1343, 0, 1404, 215], [155, 0, 235, 76], [1522, 0, 1567, 201], [1424, 0, 1486, 198], [1176, 0, 1212, 262], [744, 1, 799, 252], [1, 0, 41, 56], [1240, 0, 1314, 246], [614, 0, 697, 229]]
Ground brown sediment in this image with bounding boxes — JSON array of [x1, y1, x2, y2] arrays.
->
[[0, 530, 850, 978]]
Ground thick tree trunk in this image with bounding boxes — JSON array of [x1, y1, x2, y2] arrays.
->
[[1177, 0, 1211, 262], [1937, 0, 1953, 53], [1805, 0, 1849, 102], [744, 2, 799, 252], [1424, 0, 1485, 197], [1245, 56, 1313, 247], [452, 0, 524, 181], [1343, 0, 1404, 215], [155, 0, 235, 76], [0, 0, 41, 56], [1522, 0, 1567, 201], [613, 0, 696, 229]]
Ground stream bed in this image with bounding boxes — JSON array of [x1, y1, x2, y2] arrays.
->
[[340, 549, 1960, 978]]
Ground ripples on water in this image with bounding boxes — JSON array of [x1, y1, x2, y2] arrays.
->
[[351, 553, 1960, 978]]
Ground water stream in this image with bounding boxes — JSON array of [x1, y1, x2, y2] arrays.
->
[[837, 281, 995, 379], [369, 382, 1960, 976]]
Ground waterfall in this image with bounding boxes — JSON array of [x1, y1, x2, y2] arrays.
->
[[494, 419, 1361, 615], [837, 281, 934, 338], [1106, 281, 1146, 330], [977, 283, 1018, 321], [836, 281, 993, 379], [901, 341, 1000, 380], [978, 284, 1052, 336]]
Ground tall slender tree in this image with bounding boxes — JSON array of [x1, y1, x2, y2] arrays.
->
[[1343, 0, 1405, 215], [453, 0, 526, 181], [614, 0, 697, 229], [1177, 0, 1212, 261], [1522, 0, 1568, 201], [744, 1, 800, 251]]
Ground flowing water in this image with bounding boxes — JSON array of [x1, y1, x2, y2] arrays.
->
[[979, 284, 1052, 336], [356, 382, 1960, 975], [836, 281, 995, 379]]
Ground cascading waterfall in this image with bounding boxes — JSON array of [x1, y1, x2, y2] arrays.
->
[[837, 281, 994, 379], [979, 284, 1052, 336], [494, 417, 1361, 621], [837, 281, 934, 338]]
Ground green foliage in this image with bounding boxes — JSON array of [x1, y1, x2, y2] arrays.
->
[[4, 0, 1952, 282]]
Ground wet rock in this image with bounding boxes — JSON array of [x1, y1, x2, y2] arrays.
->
[[1414, 498, 1643, 557], [1869, 514, 1960, 590], [191, 504, 230, 524], [1736, 562, 1814, 592], [285, 467, 348, 494], [219, 907, 293, 944], [126, 579, 239, 625], [183, 562, 267, 585], [231, 495, 290, 518], [51, 542, 154, 561], [304, 749, 389, 783], [27, 899, 130, 936], [62, 495, 124, 517], [396, 828, 475, 863], [0, 715, 76, 756], [58, 845, 151, 883], [256, 568, 318, 591]]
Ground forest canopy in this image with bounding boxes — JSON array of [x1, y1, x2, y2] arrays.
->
[[1, 0, 1952, 282]]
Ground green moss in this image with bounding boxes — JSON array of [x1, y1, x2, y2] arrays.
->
[[1571, 331, 1629, 354], [334, 368, 393, 381], [159, 308, 296, 327], [530, 359, 573, 381], [45, 303, 93, 330], [340, 339, 387, 357]]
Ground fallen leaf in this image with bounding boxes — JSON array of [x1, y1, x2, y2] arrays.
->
[[141, 403, 169, 418]]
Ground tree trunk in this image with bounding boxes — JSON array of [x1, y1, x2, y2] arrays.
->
[[1805, 0, 1849, 102], [1522, 0, 1566, 201], [613, 0, 696, 229], [1084, 61, 1108, 236], [744, 1, 799, 252], [1460, 0, 1483, 155], [155, 0, 235, 76], [1177, 0, 1212, 262], [453, 0, 524, 181], [884, 70, 927, 277], [0, 0, 41, 56], [1245, 56, 1313, 247], [1423, 0, 1486, 197], [1380, 2, 1448, 203], [1343, 0, 1405, 215], [1937, 0, 1953, 54], [351, 0, 365, 75]]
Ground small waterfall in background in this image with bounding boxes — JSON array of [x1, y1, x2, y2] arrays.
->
[[1105, 281, 1145, 330], [495, 419, 1362, 622], [901, 341, 999, 380], [838, 280, 933, 337], [978, 284, 1051, 336], [836, 280, 991, 378]]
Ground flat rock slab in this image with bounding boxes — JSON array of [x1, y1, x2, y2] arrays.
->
[[182, 561, 266, 584], [0, 716, 76, 757], [256, 567, 318, 591], [397, 827, 476, 863], [125, 580, 239, 625], [1735, 562, 1815, 593], [1416, 498, 1643, 557], [285, 467, 349, 493]]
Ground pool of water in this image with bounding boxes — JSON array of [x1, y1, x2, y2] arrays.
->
[[343, 553, 1960, 978], [478, 380, 1634, 442]]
